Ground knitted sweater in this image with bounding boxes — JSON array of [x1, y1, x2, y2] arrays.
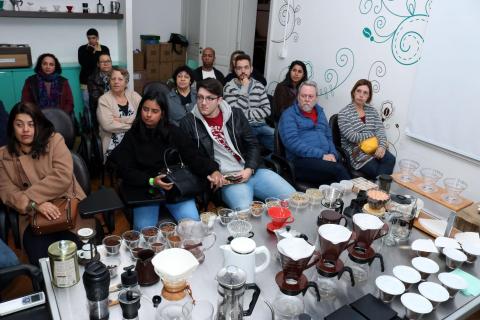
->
[[337, 103, 388, 170], [223, 78, 271, 123]]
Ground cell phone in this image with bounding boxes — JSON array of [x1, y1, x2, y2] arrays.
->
[[147, 188, 164, 199], [224, 174, 242, 182]]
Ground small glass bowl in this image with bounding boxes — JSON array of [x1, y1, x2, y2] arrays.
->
[[289, 192, 309, 208], [398, 159, 419, 182], [235, 208, 251, 221], [218, 208, 236, 225], [420, 168, 443, 193], [250, 201, 265, 217], [265, 197, 281, 209], [122, 230, 141, 250], [305, 188, 323, 204], [158, 222, 177, 239], [141, 226, 159, 244], [227, 220, 253, 238], [442, 178, 467, 204], [103, 235, 121, 256]]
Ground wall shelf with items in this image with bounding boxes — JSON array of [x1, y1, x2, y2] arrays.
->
[[0, 11, 123, 20]]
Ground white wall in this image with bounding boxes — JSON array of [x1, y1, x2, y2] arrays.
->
[[0, 0, 126, 64], [264, 0, 480, 200], [132, 0, 182, 50]]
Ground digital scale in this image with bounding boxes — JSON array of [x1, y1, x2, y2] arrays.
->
[[0, 292, 46, 316]]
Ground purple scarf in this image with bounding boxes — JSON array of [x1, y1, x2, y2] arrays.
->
[[36, 72, 62, 109]]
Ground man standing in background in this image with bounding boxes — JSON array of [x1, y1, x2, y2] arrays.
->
[[193, 47, 225, 82]]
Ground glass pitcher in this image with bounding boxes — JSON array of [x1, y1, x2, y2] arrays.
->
[[176, 219, 216, 263]]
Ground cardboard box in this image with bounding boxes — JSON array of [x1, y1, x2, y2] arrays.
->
[[159, 62, 173, 81], [171, 45, 187, 62], [145, 62, 161, 81], [133, 51, 145, 71], [159, 43, 174, 62], [133, 70, 147, 93], [142, 44, 161, 63], [171, 61, 185, 73]]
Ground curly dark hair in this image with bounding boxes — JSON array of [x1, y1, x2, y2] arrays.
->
[[33, 53, 62, 75], [131, 91, 170, 142], [172, 65, 195, 86], [7, 102, 54, 158]]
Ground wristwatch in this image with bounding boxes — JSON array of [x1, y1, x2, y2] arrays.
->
[[27, 200, 37, 213]]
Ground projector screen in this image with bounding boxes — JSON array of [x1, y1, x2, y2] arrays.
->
[[405, 0, 480, 161]]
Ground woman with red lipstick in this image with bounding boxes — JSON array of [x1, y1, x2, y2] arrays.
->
[[21, 53, 74, 115], [0, 102, 90, 265], [97, 67, 141, 161], [109, 91, 220, 230]]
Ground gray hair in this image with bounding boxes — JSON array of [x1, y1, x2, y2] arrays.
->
[[298, 80, 318, 97], [109, 66, 130, 84]]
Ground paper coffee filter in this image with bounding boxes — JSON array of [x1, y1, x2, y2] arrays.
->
[[152, 248, 199, 281], [434, 236, 461, 249], [318, 224, 352, 244], [411, 239, 438, 253], [277, 237, 315, 261], [455, 232, 480, 245], [353, 213, 384, 230]]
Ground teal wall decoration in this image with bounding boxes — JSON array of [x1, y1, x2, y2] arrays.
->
[[271, 0, 302, 43], [318, 48, 355, 99], [359, 0, 432, 65], [367, 60, 386, 93]]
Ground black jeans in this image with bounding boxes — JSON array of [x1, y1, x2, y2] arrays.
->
[[294, 157, 351, 185], [359, 150, 396, 180]]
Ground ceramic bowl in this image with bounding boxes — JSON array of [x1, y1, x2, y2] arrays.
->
[[438, 272, 468, 298], [400, 292, 433, 320], [461, 242, 480, 263], [443, 248, 467, 270], [411, 257, 439, 281], [393, 265, 421, 290], [418, 282, 449, 309], [375, 275, 405, 303]]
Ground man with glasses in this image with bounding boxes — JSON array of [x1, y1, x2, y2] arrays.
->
[[87, 53, 113, 130], [78, 28, 110, 124], [279, 81, 350, 185], [180, 78, 295, 210], [223, 54, 274, 151]]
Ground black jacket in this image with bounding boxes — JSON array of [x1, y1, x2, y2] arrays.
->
[[192, 67, 225, 83], [108, 124, 219, 188], [179, 104, 262, 171], [78, 44, 110, 85]]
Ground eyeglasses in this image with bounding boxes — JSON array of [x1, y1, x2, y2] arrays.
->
[[196, 95, 218, 102], [300, 94, 316, 100], [99, 60, 112, 64]]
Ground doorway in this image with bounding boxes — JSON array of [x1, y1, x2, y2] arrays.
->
[[253, 0, 271, 75]]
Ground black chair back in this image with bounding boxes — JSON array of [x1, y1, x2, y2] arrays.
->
[[273, 125, 286, 157], [71, 151, 91, 195], [42, 108, 75, 149], [143, 81, 170, 97], [329, 113, 342, 149]]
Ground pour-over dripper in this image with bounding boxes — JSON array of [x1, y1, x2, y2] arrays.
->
[[317, 224, 353, 263], [351, 214, 388, 250]]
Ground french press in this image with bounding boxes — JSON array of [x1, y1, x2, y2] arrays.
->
[[215, 265, 260, 319]]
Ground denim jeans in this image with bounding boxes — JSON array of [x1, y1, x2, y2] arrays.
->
[[250, 122, 274, 152], [359, 150, 396, 180], [132, 198, 199, 231], [81, 88, 92, 130], [221, 168, 295, 210], [294, 157, 351, 185], [0, 238, 19, 268]]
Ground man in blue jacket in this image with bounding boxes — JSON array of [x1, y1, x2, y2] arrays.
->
[[279, 80, 350, 185]]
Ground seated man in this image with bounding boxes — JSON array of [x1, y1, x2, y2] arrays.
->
[[180, 78, 295, 210], [192, 47, 225, 82], [223, 54, 274, 151], [279, 80, 350, 185], [87, 53, 113, 130]]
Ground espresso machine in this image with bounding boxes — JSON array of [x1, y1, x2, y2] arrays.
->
[[347, 214, 388, 283], [315, 224, 355, 299], [272, 238, 320, 319]]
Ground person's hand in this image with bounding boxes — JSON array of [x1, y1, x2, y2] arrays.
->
[[238, 168, 253, 183], [207, 171, 225, 190], [154, 174, 174, 191], [37, 202, 61, 220], [374, 147, 386, 159], [240, 76, 250, 87], [322, 154, 337, 162]]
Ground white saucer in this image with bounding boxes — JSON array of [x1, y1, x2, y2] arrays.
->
[[393, 265, 421, 284], [411, 257, 439, 274], [400, 292, 433, 314], [418, 282, 449, 303], [438, 272, 468, 290], [375, 275, 405, 295], [411, 239, 438, 253]]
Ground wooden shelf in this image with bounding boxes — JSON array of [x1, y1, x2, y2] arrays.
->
[[0, 11, 123, 20], [392, 173, 473, 212]]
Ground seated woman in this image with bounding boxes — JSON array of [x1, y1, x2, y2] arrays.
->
[[338, 79, 396, 179], [166, 66, 197, 126], [222, 50, 267, 86], [279, 81, 350, 185], [21, 53, 74, 115], [97, 67, 141, 160], [109, 91, 221, 231], [0, 102, 89, 265], [273, 60, 308, 122]]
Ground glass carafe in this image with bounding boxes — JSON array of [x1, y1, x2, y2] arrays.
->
[[215, 266, 260, 320]]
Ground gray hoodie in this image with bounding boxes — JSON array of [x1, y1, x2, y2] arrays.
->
[[191, 100, 245, 174]]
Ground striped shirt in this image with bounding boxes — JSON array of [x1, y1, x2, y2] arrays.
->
[[337, 103, 388, 170], [223, 78, 271, 123]]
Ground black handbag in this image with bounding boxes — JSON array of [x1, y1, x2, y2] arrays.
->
[[163, 148, 203, 203], [168, 33, 189, 54]]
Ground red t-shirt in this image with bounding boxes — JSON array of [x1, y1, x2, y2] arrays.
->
[[204, 111, 241, 162], [301, 108, 318, 124]]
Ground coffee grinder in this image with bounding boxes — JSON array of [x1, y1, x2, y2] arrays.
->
[[315, 224, 355, 299], [347, 214, 388, 283], [272, 238, 320, 319]]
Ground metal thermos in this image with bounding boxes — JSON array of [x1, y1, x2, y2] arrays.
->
[[83, 261, 111, 320]]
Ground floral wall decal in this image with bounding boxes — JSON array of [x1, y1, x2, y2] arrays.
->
[[271, 0, 302, 43], [318, 48, 355, 99]]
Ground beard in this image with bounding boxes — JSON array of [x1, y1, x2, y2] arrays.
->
[[300, 103, 315, 113]]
